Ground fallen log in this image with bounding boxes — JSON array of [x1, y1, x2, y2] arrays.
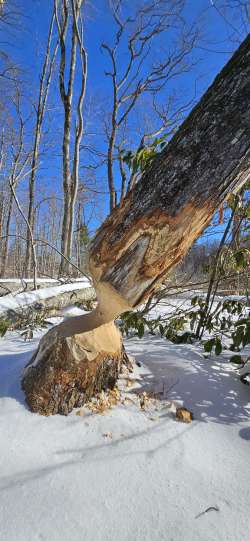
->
[[0, 285, 95, 327], [23, 35, 250, 415]]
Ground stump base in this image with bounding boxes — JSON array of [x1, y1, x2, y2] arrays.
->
[[22, 322, 123, 415]]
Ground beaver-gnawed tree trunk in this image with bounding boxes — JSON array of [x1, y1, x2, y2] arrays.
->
[[22, 35, 250, 415]]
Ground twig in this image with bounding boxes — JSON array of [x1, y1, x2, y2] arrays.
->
[[195, 506, 219, 519]]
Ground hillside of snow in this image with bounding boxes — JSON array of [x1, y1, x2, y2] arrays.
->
[[0, 314, 249, 541]]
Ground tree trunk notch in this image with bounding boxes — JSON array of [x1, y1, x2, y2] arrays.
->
[[22, 35, 250, 415]]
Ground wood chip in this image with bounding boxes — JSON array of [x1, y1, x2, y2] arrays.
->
[[176, 407, 193, 423], [76, 409, 85, 416], [103, 432, 112, 439]]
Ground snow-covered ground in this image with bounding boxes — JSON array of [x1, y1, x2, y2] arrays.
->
[[0, 278, 61, 284], [0, 315, 249, 541]]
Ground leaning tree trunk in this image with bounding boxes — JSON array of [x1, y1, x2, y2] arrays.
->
[[22, 35, 250, 415]]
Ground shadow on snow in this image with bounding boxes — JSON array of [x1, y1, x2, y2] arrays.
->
[[126, 334, 250, 427]]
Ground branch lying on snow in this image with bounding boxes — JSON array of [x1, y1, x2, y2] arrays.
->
[[195, 506, 220, 519], [0, 284, 13, 296]]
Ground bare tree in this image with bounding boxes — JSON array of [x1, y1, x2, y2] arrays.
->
[[101, 0, 198, 211], [24, 9, 59, 276], [54, 0, 87, 275], [0, 129, 4, 244], [9, 169, 38, 290], [0, 91, 31, 277]]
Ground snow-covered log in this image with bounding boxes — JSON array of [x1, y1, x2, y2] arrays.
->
[[0, 284, 95, 327], [23, 35, 250, 415]]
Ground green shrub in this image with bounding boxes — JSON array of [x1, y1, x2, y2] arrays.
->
[[0, 318, 10, 337]]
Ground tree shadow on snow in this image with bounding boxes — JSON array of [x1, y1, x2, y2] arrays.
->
[[126, 335, 250, 427], [239, 426, 250, 440]]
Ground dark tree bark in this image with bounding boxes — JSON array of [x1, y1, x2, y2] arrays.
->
[[22, 35, 250, 415]]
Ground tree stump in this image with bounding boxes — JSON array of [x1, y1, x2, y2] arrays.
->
[[22, 321, 123, 415]]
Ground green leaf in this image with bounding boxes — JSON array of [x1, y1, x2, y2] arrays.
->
[[137, 322, 145, 339], [215, 338, 222, 356], [203, 338, 215, 353], [242, 323, 250, 347], [232, 325, 245, 348], [159, 324, 165, 336], [0, 318, 10, 337], [178, 331, 194, 344], [230, 355, 243, 364], [233, 249, 247, 269]]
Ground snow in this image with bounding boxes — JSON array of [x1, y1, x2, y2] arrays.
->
[[0, 277, 89, 284], [0, 278, 61, 283], [0, 321, 249, 541], [0, 279, 91, 316]]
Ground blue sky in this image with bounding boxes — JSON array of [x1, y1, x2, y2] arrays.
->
[[16, 0, 244, 94], [1, 0, 249, 235]]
